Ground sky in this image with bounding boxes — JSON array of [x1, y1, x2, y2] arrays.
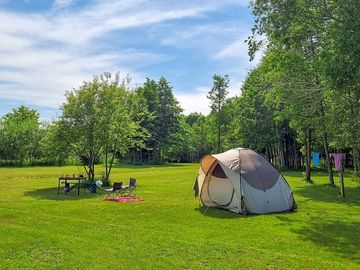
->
[[0, 0, 260, 120]]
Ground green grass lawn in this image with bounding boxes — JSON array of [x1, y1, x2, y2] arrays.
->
[[0, 164, 360, 269]]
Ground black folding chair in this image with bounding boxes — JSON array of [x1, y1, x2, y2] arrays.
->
[[104, 182, 123, 198], [123, 178, 136, 197]]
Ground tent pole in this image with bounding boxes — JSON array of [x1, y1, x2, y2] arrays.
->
[[200, 158, 214, 216], [239, 149, 242, 214]]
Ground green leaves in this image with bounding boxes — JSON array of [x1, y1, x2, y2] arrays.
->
[[0, 106, 40, 165], [207, 74, 230, 152], [59, 72, 135, 179], [207, 74, 229, 114], [137, 77, 182, 162]]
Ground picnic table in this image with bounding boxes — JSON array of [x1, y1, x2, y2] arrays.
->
[[58, 174, 87, 195]]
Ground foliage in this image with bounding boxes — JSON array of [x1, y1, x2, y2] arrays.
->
[[39, 121, 72, 165], [137, 77, 182, 163], [245, 0, 360, 182], [229, 68, 277, 152], [59, 72, 135, 180], [207, 74, 230, 152], [0, 106, 41, 165]]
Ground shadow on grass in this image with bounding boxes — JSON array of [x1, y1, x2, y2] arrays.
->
[[292, 219, 360, 262], [195, 206, 243, 219], [195, 206, 297, 219], [24, 187, 102, 200], [296, 184, 360, 206], [111, 163, 189, 169]]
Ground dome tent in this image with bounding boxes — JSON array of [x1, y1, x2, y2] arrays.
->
[[195, 148, 297, 214]]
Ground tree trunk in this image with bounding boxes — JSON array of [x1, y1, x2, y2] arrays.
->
[[305, 128, 312, 182], [318, 95, 333, 185], [217, 113, 221, 153], [83, 164, 89, 178], [323, 132, 334, 185], [279, 139, 285, 168], [349, 91, 360, 174], [105, 152, 115, 183], [158, 148, 162, 164], [293, 141, 300, 170], [353, 148, 360, 174], [105, 147, 108, 179], [89, 158, 95, 181]]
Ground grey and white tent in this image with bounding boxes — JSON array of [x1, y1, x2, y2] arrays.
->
[[195, 148, 297, 214]]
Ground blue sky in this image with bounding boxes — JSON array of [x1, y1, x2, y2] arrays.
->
[[0, 0, 260, 120]]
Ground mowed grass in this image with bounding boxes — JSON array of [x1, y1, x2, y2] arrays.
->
[[0, 164, 360, 270]]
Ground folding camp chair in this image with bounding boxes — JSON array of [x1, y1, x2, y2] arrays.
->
[[122, 178, 136, 197], [104, 182, 123, 198]]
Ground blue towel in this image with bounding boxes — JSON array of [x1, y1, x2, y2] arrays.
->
[[313, 152, 320, 167]]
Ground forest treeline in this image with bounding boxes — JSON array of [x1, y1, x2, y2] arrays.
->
[[0, 1, 359, 183]]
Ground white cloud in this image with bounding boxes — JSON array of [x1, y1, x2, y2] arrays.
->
[[175, 78, 243, 115], [156, 22, 258, 106], [0, 0, 253, 116], [0, 1, 225, 108], [176, 93, 209, 115], [175, 87, 210, 115], [45, 0, 245, 46], [215, 38, 249, 60], [159, 22, 248, 51], [228, 79, 243, 97], [53, 0, 73, 9], [215, 37, 264, 67]]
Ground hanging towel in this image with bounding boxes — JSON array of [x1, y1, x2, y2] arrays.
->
[[332, 153, 344, 171], [313, 152, 320, 167]]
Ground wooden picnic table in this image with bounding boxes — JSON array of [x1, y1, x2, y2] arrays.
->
[[58, 175, 87, 195]]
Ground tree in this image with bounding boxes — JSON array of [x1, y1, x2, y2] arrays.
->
[[183, 113, 213, 161], [138, 77, 182, 163], [0, 106, 41, 165], [228, 68, 278, 157], [98, 73, 136, 182], [320, 0, 360, 174], [167, 116, 194, 162], [157, 77, 182, 161], [40, 121, 71, 165], [248, 0, 336, 183], [59, 72, 135, 181], [207, 74, 229, 153], [126, 86, 152, 164]]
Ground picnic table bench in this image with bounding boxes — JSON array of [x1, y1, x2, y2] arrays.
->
[[58, 174, 87, 195]]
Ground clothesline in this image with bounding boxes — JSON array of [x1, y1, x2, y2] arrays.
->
[[312, 151, 346, 171]]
